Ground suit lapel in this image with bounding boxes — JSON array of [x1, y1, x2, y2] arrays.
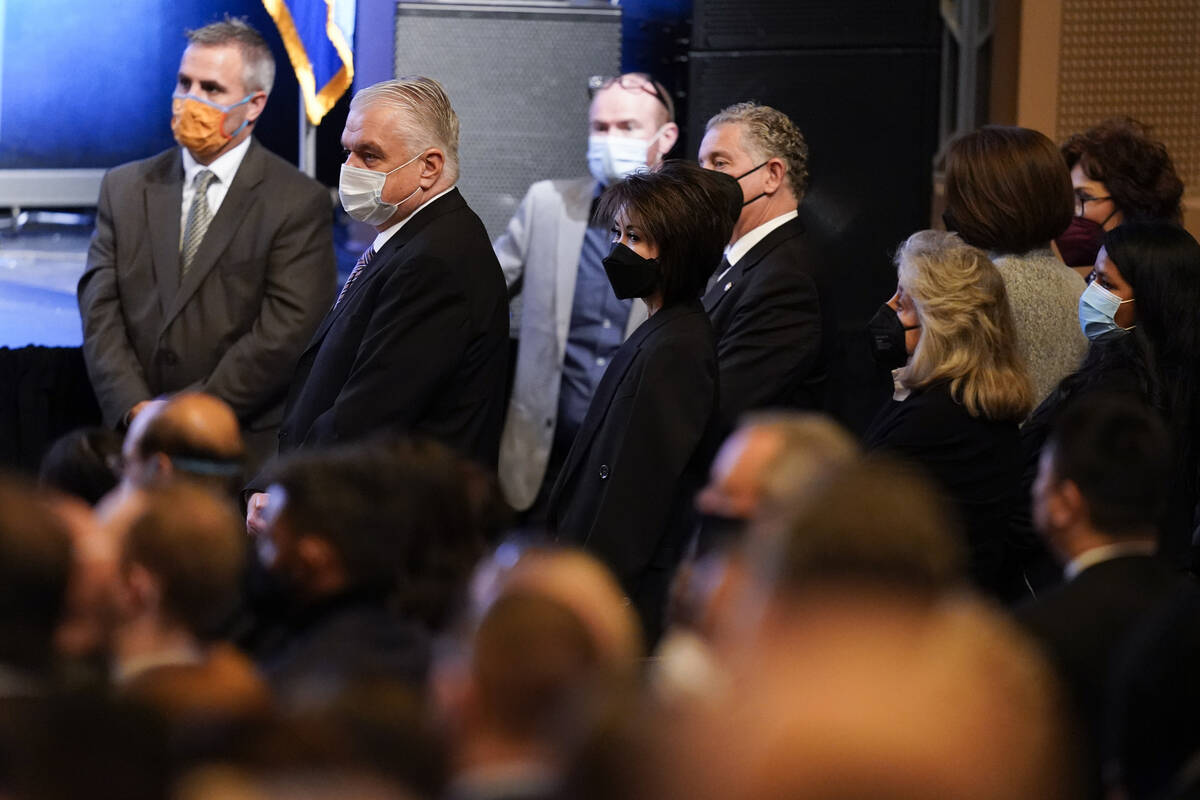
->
[[703, 216, 805, 313], [554, 180, 594, 354], [300, 188, 470, 357], [145, 150, 184, 313], [160, 141, 266, 333]]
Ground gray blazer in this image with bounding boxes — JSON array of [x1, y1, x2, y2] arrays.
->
[[493, 177, 647, 510], [78, 140, 336, 469]]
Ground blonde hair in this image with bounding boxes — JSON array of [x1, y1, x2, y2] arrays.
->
[[897, 230, 1034, 421], [351, 76, 461, 182]]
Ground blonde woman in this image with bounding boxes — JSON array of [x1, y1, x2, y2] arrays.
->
[[864, 230, 1034, 601]]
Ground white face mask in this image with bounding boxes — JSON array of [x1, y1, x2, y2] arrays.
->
[[1078, 280, 1135, 341], [587, 124, 669, 185], [338, 149, 425, 226]]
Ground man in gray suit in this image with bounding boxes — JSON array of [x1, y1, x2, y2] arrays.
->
[[78, 19, 335, 473], [495, 73, 677, 517]]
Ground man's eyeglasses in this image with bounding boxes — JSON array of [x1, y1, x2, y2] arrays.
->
[[588, 74, 675, 121]]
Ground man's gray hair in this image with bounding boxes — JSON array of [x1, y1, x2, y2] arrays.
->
[[186, 17, 276, 95], [351, 77, 461, 183], [706, 102, 809, 200]]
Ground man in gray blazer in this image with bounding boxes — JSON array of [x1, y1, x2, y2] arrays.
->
[[78, 19, 335, 474], [494, 73, 678, 517]]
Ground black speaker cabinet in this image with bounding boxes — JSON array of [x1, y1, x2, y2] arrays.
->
[[691, 0, 942, 52]]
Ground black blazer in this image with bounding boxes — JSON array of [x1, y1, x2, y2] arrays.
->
[[1018, 554, 1183, 796], [277, 189, 509, 468], [863, 382, 1023, 599], [548, 300, 719, 626], [701, 215, 832, 432], [78, 141, 336, 469]]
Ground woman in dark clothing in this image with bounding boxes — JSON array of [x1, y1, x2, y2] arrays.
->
[[1021, 221, 1200, 571], [864, 230, 1034, 600], [548, 160, 738, 643]]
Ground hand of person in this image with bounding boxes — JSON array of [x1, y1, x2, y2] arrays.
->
[[123, 400, 153, 428], [246, 492, 271, 537]]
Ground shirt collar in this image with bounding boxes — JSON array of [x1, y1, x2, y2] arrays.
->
[[181, 135, 253, 189], [725, 209, 798, 266], [372, 185, 458, 252], [1063, 540, 1157, 581]]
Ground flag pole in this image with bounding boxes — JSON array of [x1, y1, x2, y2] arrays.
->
[[298, 103, 317, 178]]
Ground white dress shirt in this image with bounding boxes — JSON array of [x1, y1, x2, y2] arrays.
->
[[714, 209, 800, 286], [179, 136, 253, 242], [1063, 540, 1157, 582], [371, 184, 459, 252]]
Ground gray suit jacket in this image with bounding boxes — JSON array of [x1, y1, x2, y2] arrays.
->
[[78, 140, 336, 469], [493, 177, 647, 510]]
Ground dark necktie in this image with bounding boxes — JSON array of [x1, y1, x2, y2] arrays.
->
[[181, 169, 217, 275], [334, 246, 376, 308], [706, 256, 732, 294]]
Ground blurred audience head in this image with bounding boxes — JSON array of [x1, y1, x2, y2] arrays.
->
[[653, 593, 1079, 800], [259, 438, 483, 631], [595, 159, 738, 305], [1033, 393, 1169, 561], [944, 125, 1074, 255], [0, 474, 73, 679], [699, 102, 808, 242], [895, 229, 1034, 421], [38, 426, 123, 506], [586, 72, 678, 185], [122, 392, 245, 497], [695, 411, 858, 548]]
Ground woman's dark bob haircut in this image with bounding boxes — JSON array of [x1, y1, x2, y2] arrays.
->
[[943, 125, 1074, 255], [594, 159, 740, 305]]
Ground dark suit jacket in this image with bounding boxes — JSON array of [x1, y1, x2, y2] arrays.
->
[[702, 215, 832, 432], [78, 141, 336, 469], [548, 300, 719, 637], [276, 189, 509, 468], [1018, 554, 1182, 797], [863, 381, 1024, 599]]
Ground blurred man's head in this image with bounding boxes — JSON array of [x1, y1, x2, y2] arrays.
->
[[655, 593, 1078, 800], [109, 484, 246, 642], [587, 73, 679, 186], [0, 475, 73, 676], [698, 102, 808, 243], [38, 427, 123, 506], [1032, 393, 1169, 563], [258, 439, 482, 627], [122, 393, 245, 497]]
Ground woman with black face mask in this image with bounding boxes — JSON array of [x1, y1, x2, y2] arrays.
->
[[546, 160, 739, 645]]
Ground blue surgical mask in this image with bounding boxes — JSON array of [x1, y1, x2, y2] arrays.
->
[[1078, 280, 1135, 341]]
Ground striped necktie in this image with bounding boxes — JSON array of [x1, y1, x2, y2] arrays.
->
[[335, 246, 376, 308], [181, 169, 217, 275]]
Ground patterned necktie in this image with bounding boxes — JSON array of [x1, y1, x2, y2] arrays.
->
[[181, 169, 217, 275], [334, 246, 376, 308]]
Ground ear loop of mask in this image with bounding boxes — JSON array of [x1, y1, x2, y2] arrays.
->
[[735, 161, 770, 207]]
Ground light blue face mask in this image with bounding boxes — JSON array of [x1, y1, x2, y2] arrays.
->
[[1078, 280, 1135, 341]]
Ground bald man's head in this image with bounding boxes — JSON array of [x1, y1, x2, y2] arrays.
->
[[124, 393, 244, 492]]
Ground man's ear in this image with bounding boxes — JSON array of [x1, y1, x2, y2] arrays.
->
[[763, 157, 788, 194], [419, 148, 446, 187], [1049, 479, 1086, 531], [656, 122, 680, 158], [245, 90, 268, 123], [123, 562, 162, 616]]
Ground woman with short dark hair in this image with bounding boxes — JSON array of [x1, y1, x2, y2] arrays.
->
[[548, 160, 738, 643], [1056, 117, 1184, 271], [942, 125, 1087, 407]]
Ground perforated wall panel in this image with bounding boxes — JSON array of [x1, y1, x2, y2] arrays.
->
[[394, 2, 620, 239], [1057, 0, 1200, 187]]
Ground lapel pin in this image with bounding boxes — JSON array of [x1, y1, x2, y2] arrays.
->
[[724, 282, 733, 291]]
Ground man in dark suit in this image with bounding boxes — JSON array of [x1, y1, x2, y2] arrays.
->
[[268, 77, 507, 470], [697, 103, 833, 432], [1020, 394, 1184, 797], [78, 19, 335, 474]]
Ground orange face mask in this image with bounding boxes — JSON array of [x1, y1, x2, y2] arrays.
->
[[170, 93, 254, 158]]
